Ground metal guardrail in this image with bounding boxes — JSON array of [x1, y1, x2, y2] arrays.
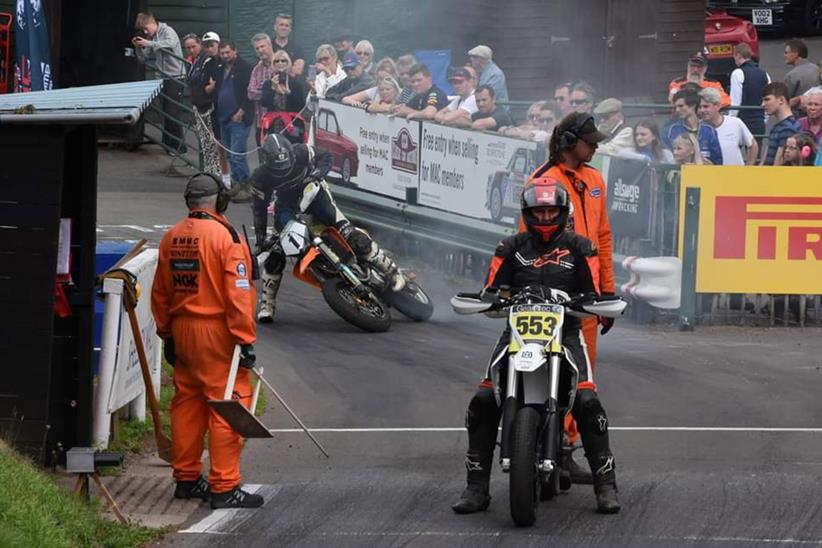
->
[[331, 177, 820, 328], [331, 184, 513, 257]]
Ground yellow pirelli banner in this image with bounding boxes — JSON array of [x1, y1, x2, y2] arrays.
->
[[679, 166, 822, 295]]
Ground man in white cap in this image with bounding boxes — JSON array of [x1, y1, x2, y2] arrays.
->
[[468, 45, 508, 103], [593, 98, 633, 156]]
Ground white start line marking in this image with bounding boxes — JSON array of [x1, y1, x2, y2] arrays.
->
[[178, 484, 280, 535]]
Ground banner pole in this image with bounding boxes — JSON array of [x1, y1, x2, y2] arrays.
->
[[679, 186, 700, 331]]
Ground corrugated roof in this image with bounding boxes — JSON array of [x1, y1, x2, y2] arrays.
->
[[0, 80, 164, 125]]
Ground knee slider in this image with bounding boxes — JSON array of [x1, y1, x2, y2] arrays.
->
[[577, 390, 608, 436], [348, 228, 375, 258], [466, 388, 497, 434]]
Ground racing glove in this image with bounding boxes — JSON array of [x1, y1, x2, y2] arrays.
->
[[599, 292, 616, 335], [163, 338, 176, 367], [239, 344, 257, 369], [600, 317, 615, 335], [547, 288, 571, 304]]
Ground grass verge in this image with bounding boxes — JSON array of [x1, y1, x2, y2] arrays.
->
[[0, 439, 162, 548]]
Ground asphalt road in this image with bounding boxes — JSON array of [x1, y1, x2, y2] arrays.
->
[[96, 149, 822, 548]]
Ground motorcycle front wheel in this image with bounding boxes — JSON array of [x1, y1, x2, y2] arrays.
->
[[383, 280, 434, 321], [321, 278, 392, 332], [509, 406, 541, 527]]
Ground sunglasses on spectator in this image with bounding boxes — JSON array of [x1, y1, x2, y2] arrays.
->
[[570, 98, 591, 105], [274, 58, 289, 64]]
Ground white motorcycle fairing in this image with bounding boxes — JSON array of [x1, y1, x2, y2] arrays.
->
[[280, 220, 310, 257]]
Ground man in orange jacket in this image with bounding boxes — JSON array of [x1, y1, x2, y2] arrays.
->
[[668, 52, 731, 109], [519, 112, 616, 483], [151, 173, 263, 509]]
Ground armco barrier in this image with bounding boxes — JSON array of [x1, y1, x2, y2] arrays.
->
[[322, 105, 820, 327]]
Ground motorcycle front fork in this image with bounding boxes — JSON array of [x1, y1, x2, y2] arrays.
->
[[500, 354, 562, 472]]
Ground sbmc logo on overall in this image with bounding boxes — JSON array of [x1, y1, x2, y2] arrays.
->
[[679, 167, 822, 295]]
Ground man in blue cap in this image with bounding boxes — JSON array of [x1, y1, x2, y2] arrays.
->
[[325, 51, 375, 102]]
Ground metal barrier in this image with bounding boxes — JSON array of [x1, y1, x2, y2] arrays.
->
[[140, 51, 204, 171], [330, 160, 821, 328]]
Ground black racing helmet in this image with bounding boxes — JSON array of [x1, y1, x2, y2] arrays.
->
[[520, 180, 570, 239], [261, 133, 295, 176]]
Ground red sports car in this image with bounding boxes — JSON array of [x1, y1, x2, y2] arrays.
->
[[704, 9, 760, 90]]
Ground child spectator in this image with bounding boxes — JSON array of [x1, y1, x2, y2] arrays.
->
[[672, 133, 708, 165], [782, 132, 818, 166]]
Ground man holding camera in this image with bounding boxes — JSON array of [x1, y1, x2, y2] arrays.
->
[[132, 12, 186, 153]]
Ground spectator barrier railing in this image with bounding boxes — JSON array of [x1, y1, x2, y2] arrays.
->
[[499, 100, 772, 140], [141, 51, 204, 171], [320, 100, 820, 327]]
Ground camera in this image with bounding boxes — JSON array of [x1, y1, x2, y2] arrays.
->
[[278, 72, 287, 84]]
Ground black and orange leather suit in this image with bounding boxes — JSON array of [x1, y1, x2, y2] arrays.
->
[[462, 229, 615, 490]]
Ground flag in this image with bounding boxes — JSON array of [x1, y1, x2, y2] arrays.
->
[[14, 0, 52, 92]]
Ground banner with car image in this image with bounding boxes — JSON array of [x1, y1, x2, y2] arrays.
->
[[317, 100, 420, 199], [416, 123, 538, 223]]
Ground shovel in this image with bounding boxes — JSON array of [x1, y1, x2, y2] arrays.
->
[[207, 346, 273, 439], [208, 347, 330, 458]]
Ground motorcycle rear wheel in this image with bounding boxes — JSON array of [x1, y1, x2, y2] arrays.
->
[[509, 406, 541, 527], [321, 278, 392, 332], [383, 281, 434, 321]]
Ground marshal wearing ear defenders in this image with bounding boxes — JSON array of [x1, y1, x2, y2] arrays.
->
[[556, 113, 609, 151], [184, 172, 232, 214], [152, 169, 262, 509], [516, 111, 616, 483]]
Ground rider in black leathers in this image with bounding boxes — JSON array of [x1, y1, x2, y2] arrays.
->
[[451, 180, 621, 515], [251, 134, 404, 322]]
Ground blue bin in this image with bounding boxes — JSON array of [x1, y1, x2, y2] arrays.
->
[[92, 242, 135, 375]]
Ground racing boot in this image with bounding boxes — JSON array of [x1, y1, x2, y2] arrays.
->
[[451, 450, 492, 514], [257, 271, 282, 323], [365, 242, 405, 292], [589, 454, 620, 514]]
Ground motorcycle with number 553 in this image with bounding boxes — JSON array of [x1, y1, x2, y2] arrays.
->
[[451, 286, 626, 526]]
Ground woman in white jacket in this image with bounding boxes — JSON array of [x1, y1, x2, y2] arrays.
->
[[312, 44, 346, 99]]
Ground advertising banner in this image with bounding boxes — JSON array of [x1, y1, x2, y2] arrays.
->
[[14, 0, 53, 92], [317, 100, 420, 199], [108, 250, 161, 413], [606, 157, 653, 239], [417, 123, 537, 222], [679, 166, 822, 295]]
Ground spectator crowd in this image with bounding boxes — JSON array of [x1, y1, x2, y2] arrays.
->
[[132, 9, 822, 184]]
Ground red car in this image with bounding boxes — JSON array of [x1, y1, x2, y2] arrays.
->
[[704, 9, 760, 89], [315, 107, 359, 184]]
